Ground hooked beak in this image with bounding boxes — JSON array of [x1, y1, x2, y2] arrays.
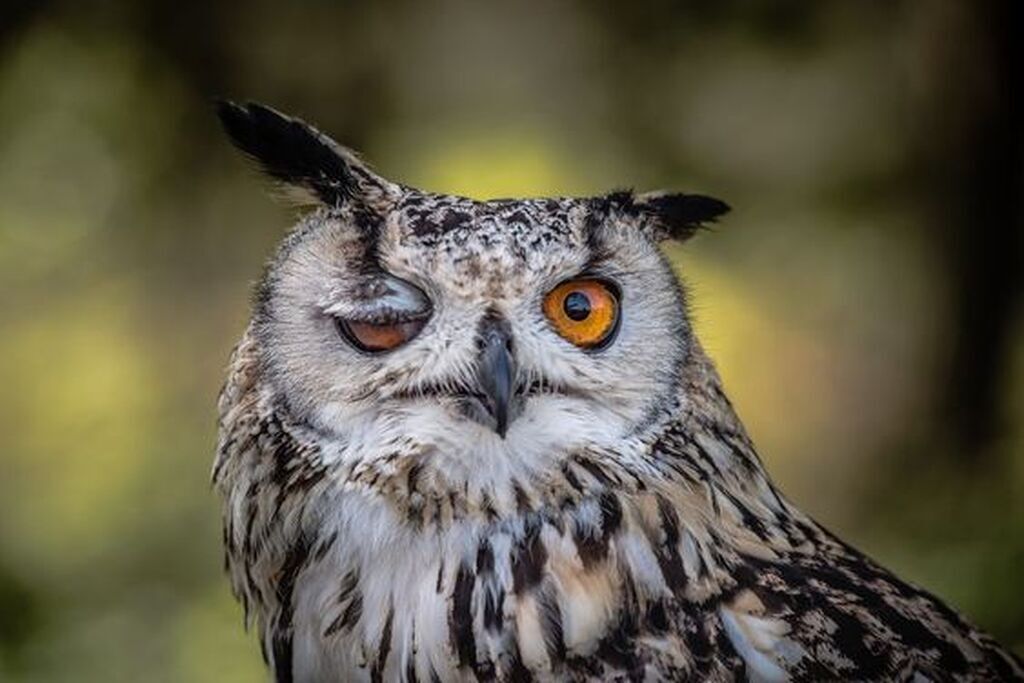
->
[[475, 315, 517, 438]]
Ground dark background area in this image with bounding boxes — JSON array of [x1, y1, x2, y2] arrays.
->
[[0, 0, 1020, 679]]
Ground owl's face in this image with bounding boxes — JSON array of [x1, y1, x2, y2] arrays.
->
[[221, 102, 727, 492]]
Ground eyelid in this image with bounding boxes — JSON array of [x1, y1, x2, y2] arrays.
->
[[336, 305, 431, 325], [550, 264, 617, 292], [321, 273, 432, 323]]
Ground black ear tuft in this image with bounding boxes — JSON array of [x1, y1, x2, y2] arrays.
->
[[637, 192, 731, 241], [215, 100, 359, 206]]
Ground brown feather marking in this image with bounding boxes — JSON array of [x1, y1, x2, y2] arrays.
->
[[324, 573, 363, 637], [512, 520, 547, 594], [371, 602, 394, 683], [450, 563, 476, 669], [652, 494, 688, 593]]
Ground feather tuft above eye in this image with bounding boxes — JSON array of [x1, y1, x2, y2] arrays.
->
[[635, 192, 731, 241], [598, 190, 730, 242], [215, 100, 393, 208]]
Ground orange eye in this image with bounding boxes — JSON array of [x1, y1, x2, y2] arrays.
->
[[542, 279, 620, 349], [337, 318, 426, 353]]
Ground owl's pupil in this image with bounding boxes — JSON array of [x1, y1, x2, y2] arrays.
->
[[563, 292, 591, 321]]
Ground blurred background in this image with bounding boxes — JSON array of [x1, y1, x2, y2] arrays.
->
[[0, 0, 1021, 679]]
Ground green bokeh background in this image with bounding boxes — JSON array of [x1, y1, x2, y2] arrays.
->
[[0, 1, 1021, 680]]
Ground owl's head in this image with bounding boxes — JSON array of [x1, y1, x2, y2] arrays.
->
[[219, 102, 728, 492]]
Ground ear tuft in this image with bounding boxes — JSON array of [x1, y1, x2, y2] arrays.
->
[[215, 100, 380, 207], [634, 192, 731, 241]]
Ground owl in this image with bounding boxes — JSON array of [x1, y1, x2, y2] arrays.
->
[[213, 101, 1023, 682]]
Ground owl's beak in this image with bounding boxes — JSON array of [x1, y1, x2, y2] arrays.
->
[[476, 316, 517, 438]]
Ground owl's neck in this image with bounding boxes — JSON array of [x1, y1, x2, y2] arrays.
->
[[640, 341, 812, 549], [662, 342, 783, 498]]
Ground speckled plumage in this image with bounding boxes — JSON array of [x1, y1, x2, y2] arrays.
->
[[213, 102, 1023, 682]]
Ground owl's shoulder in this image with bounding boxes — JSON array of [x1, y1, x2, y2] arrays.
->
[[708, 530, 1024, 681]]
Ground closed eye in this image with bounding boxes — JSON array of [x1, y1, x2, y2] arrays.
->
[[335, 317, 427, 353]]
